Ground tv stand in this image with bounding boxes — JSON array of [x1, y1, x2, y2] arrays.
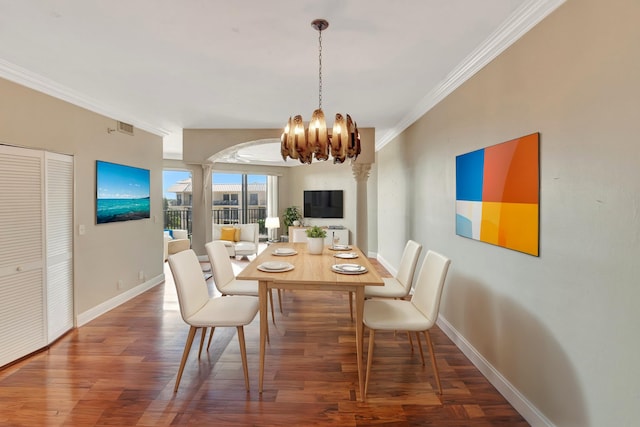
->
[[289, 226, 349, 245]]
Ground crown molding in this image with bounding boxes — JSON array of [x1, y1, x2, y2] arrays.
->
[[0, 58, 171, 137], [375, 0, 566, 151]]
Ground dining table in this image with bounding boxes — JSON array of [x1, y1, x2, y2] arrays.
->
[[236, 241, 384, 401]]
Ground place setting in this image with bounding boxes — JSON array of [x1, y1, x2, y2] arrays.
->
[[331, 263, 368, 275], [257, 261, 294, 273], [333, 252, 358, 259], [272, 247, 298, 256]]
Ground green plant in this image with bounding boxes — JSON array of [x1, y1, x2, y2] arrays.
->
[[283, 206, 303, 228], [305, 225, 327, 239]]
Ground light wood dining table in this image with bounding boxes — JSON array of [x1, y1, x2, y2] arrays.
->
[[236, 242, 383, 401]]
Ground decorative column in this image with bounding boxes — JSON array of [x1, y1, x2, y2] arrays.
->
[[352, 163, 371, 255]]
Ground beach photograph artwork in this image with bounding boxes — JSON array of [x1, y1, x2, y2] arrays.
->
[[96, 160, 150, 224]]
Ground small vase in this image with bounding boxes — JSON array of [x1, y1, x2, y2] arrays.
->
[[307, 237, 324, 254]]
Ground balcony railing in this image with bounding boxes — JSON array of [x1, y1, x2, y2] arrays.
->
[[164, 209, 192, 235], [212, 207, 267, 235], [163, 207, 267, 236]]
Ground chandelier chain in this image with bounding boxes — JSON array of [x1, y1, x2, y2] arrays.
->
[[318, 27, 322, 110]]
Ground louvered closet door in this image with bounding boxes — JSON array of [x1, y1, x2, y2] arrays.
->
[[45, 152, 73, 342], [0, 145, 46, 367]]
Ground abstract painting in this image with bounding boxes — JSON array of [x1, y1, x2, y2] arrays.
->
[[96, 160, 150, 224], [455, 133, 539, 256]]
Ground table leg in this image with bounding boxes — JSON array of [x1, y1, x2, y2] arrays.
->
[[354, 286, 365, 401], [258, 280, 268, 393]]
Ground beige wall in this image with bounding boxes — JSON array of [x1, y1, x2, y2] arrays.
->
[[0, 78, 164, 316], [377, 0, 639, 425]]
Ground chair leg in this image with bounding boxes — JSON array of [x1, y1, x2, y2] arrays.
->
[[277, 289, 283, 313], [174, 326, 197, 392], [364, 329, 375, 399], [424, 330, 442, 394], [237, 326, 250, 391], [206, 327, 216, 351], [197, 327, 207, 359], [407, 331, 414, 351], [415, 331, 425, 366], [349, 291, 354, 321]]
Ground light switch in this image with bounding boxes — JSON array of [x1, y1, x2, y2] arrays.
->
[[79, 224, 85, 235]]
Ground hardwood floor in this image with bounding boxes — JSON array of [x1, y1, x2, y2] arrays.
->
[[0, 255, 528, 426]]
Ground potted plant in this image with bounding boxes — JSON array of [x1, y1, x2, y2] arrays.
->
[[283, 206, 303, 230], [305, 225, 326, 254]]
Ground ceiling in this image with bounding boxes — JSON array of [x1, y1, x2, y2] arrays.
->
[[0, 1, 561, 166]]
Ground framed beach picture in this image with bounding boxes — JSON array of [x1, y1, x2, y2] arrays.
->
[[96, 160, 150, 224], [455, 132, 539, 256]]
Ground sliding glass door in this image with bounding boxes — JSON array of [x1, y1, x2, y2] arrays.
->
[[163, 169, 192, 234], [212, 172, 268, 236]]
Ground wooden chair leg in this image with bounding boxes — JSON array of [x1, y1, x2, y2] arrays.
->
[[174, 326, 197, 392], [197, 327, 207, 359], [277, 289, 283, 313], [349, 291, 354, 321], [407, 331, 414, 351], [424, 330, 442, 394], [237, 326, 250, 391], [364, 329, 375, 399], [206, 327, 216, 351], [415, 331, 425, 366]]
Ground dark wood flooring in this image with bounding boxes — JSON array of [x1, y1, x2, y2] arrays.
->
[[0, 255, 528, 426]]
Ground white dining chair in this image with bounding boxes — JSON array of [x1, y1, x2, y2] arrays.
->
[[168, 249, 259, 392], [206, 241, 278, 350], [348, 240, 422, 321], [363, 250, 451, 398], [206, 240, 279, 316]]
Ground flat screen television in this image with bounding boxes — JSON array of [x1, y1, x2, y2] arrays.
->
[[303, 190, 343, 218]]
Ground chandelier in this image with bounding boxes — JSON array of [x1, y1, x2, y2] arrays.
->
[[280, 19, 360, 164]]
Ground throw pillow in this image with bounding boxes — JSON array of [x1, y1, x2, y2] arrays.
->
[[234, 227, 241, 242], [220, 227, 236, 242]]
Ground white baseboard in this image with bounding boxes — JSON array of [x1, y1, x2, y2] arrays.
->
[[437, 315, 553, 427], [375, 253, 398, 277], [76, 273, 165, 327]]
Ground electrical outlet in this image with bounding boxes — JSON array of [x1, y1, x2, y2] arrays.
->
[[138, 270, 144, 281], [117, 279, 124, 290]]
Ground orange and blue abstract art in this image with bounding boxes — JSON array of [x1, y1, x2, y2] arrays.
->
[[456, 133, 539, 256]]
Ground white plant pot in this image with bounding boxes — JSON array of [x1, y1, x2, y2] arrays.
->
[[293, 220, 300, 226], [307, 237, 324, 255]]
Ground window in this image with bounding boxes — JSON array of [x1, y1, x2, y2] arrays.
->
[[212, 172, 269, 236]]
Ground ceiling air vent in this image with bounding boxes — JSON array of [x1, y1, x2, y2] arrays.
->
[[117, 121, 134, 136]]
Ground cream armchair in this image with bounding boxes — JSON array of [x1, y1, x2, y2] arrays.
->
[[212, 223, 259, 258], [164, 229, 190, 261]]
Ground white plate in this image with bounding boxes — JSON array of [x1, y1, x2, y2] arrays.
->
[[331, 264, 367, 274], [258, 262, 294, 273], [334, 252, 358, 259], [329, 245, 352, 251], [273, 248, 297, 256], [259, 261, 291, 271]]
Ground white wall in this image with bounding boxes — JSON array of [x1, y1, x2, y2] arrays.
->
[[287, 160, 357, 243], [0, 78, 164, 317], [376, 0, 640, 425]]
